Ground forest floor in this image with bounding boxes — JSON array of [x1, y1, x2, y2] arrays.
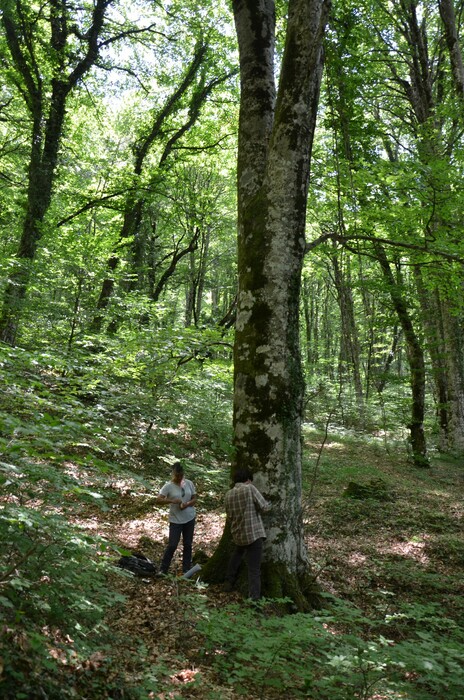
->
[[69, 428, 464, 699], [2, 350, 463, 699]]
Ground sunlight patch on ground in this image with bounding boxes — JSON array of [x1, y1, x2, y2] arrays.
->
[[347, 551, 368, 566], [378, 538, 429, 564], [306, 530, 430, 566], [105, 477, 142, 494], [169, 667, 199, 685], [69, 511, 225, 555], [320, 441, 346, 450], [63, 461, 87, 480], [72, 516, 104, 532]]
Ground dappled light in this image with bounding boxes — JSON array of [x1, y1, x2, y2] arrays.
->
[[69, 511, 225, 555], [2, 342, 464, 699], [1, 0, 464, 695], [379, 539, 429, 564]]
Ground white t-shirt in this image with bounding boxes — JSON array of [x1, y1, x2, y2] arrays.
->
[[160, 478, 196, 524]]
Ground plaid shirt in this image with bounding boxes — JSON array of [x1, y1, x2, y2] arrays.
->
[[225, 482, 270, 546]]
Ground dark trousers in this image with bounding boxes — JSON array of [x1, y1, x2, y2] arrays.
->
[[226, 537, 264, 600], [160, 518, 195, 574]]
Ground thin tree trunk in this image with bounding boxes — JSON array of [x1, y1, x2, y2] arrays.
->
[[90, 49, 236, 332], [0, 0, 110, 344], [439, 0, 464, 99], [386, 0, 464, 454], [414, 267, 464, 451], [331, 254, 364, 413], [374, 244, 429, 466], [302, 276, 320, 369], [377, 326, 402, 394], [193, 228, 211, 326]]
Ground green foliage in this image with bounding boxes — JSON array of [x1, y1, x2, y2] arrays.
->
[[197, 596, 464, 699], [0, 333, 463, 698], [0, 0, 462, 696], [425, 535, 464, 566], [0, 336, 234, 697], [0, 501, 127, 699], [0, 344, 130, 697]]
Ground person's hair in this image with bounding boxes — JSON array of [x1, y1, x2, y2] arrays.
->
[[172, 461, 184, 476], [232, 468, 253, 484]]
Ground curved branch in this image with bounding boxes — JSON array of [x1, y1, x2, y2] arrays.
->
[[305, 230, 464, 264]]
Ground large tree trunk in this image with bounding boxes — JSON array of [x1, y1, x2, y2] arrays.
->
[[203, 0, 329, 610]]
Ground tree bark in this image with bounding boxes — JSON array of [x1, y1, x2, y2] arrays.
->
[[439, 0, 464, 99], [374, 244, 429, 467], [203, 0, 329, 609], [331, 254, 364, 413]]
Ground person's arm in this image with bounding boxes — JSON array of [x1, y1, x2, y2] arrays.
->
[[156, 494, 182, 505], [251, 485, 271, 511], [180, 487, 197, 511], [156, 486, 181, 505]]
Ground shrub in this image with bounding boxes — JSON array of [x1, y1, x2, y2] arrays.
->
[[0, 501, 127, 698], [196, 596, 464, 699]]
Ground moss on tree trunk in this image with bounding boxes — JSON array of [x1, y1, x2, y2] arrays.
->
[[210, 0, 329, 612], [202, 526, 322, 612]]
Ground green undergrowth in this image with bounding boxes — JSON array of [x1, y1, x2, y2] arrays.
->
[[0, 503, 128, 699], [1, 344, 463, 698], [0, 341, 231, 698], [194, 594, 464, 699]]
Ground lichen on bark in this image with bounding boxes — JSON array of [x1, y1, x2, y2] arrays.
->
[[205, 0, 330, 610]]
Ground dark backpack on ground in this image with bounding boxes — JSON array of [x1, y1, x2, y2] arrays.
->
[[117, 553, 158, 576]]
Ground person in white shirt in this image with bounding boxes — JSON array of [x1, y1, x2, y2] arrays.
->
[[157, 462, 197, 574]]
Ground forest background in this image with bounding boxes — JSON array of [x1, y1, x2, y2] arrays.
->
[[0, 0, 463, 698]]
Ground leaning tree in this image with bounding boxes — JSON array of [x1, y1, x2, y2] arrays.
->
[[204, 0, 330, 609]]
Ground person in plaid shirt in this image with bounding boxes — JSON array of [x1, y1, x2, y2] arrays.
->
[[224, 468, 271, 600]]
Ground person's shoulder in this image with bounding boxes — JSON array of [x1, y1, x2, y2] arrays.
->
[[225, 485, 238, 500], [250, 483, 266, 498]]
